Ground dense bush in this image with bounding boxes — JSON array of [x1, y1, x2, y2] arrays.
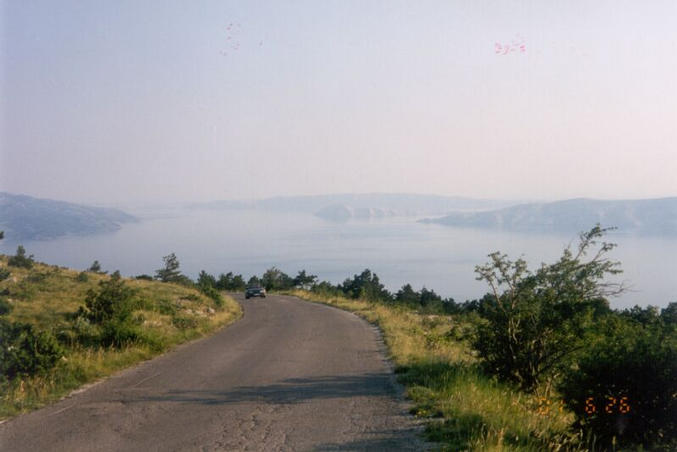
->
[[310, 280, 342, 297], [0, 319, 62, 380], [197, 270, 217, 290], [0, 297, 13, 315], [83, 271, 136, 323], [201, 285, 224, 308], [558, 315, 676, 448], [341, 269, 391, 302], [473, 226, 619, 391], [215, 272, 246, 291], [293, 270, 317, 289], [261, 267, 294, 291], [78, 271, 142, 347], [8, 245, 35, 269], [76, 271, 89, 282], [0, 267, 10, 282]]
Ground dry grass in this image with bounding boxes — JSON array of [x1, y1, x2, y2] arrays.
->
[[0, 255, 241, 419]]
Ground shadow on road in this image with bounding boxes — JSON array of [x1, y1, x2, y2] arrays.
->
[[129, 373, 398, 406]]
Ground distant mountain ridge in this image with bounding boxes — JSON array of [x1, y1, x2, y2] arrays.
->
[[187, 193, 516, 220], [0, 192, 137, 241], [420, 197, 677, 235]]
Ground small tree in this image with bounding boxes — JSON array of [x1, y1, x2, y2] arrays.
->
[[341, 269, 391, 302], [395, 284, 419, 305], [88, 260, 106, 274], [84, 271, 135, 324], [81, 271, 139, 346], [197, 270, 217, 290], [473, 225, 622, 391], [216, 272, 246, 291], [262, 267, 293, 291], [247, 275, 261, 287], [8, 245, 34, 269], [293, 270, 317, 290], [155, 253, 182, 283]]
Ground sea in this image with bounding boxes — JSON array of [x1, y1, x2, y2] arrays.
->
[[2, 208, 675, 309]]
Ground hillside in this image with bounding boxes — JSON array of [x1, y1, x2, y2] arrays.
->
[[0, 255, 241, 419], [421, 197, 677, 235], [0, 192, 137, 241]]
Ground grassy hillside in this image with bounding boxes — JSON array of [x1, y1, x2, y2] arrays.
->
[[285, 289, 580, 451], [0, 255, 241, 419]]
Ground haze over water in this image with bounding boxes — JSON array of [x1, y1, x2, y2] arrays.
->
[[2, 208, 674, 310]]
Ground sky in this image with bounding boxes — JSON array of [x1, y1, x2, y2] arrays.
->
[[1, 0, 676, 205]]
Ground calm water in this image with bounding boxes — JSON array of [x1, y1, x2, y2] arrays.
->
[[2, 209, 675, 309]]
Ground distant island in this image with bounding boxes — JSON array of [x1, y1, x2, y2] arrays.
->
[[187, 193, 516, 221], [0, 192, 137, 241], [420, 197, 677, 235]]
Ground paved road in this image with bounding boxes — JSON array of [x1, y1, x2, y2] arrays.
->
[[0, 294, 426, 451]]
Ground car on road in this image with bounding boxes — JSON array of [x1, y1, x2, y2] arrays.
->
[[245, 286, 266, 299]]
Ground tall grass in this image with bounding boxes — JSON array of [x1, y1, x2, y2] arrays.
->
[[286, 289, 582, 451], [0, 256, 241, 419]]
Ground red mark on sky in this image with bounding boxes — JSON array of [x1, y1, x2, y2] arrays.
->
[[495, 35, 526, 55]]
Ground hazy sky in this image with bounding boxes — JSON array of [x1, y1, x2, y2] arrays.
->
[[1, 0, 676, 204]]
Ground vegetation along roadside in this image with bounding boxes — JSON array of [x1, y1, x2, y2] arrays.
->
[[275, 226, 676, 451], [0, 243, 241, 420]]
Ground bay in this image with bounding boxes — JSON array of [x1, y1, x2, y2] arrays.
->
[[2, 209, 675, 309]]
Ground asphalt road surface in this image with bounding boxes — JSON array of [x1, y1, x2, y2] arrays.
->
[[0, 294, 427, 451]]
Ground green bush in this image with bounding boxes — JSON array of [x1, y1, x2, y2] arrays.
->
[[98, 318, 140, 347], [79, 271, 141, 347], [0, 318, 63, 380], [83, 271, 136, 324], [558, 316, 677, 449], [0, 298, 13, 316], [76, 271, 89, 282], [0, 267, 10, 282], [473, 226, 619, 391], [7, 245, 34, 269], [200, 286, 224, 308]]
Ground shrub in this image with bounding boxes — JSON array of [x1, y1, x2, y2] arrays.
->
[[79, 271, 141, 347], [200, 286, 224, 308], [76, 271, 89, 282], [87, 260, 105, 273], [98, 318, 140, 347], [473, 226, 620, 391], [0, 267, 10, 282], [261, 266, 294, 291], [83, 271, 136, 324], [0, 298, 13, 315], [135, 274, 154, 281], [216, 272, 246, 291], [8, 245, 34, 269], [197, 270, 217, 290], [558, 316, 677, 448], [0, 319, 63, 380], [341, 269, 392, 302]]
